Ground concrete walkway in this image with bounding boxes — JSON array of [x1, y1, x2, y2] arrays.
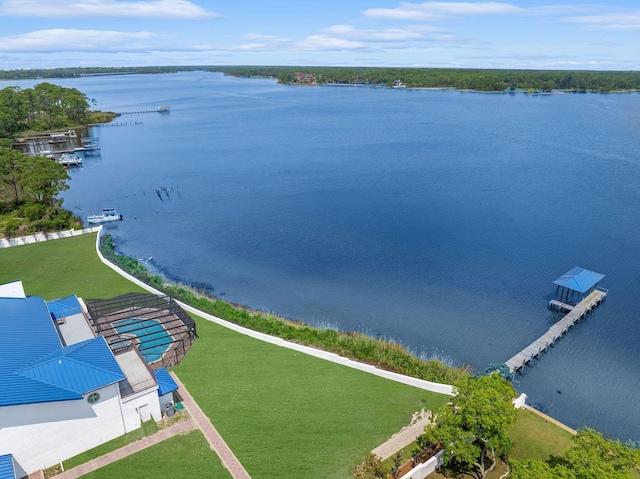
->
[[170, 372, 252, 479], [371, 413, 432, 461], [54, 419, 196, 479]]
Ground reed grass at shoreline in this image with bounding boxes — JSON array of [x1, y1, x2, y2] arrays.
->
[[100, 234, 470, 385]]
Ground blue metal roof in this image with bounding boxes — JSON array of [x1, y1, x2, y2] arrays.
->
[[0, 455, 16, 479], [0, 296, 62, 377], [46, 295, 82, 320], [553, 266, 605, 294], [17, 337, 125, 397], [154, 368, 179, 396], [0, 297, 125, 407]]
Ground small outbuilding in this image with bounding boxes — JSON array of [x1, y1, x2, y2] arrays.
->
[[552, 266, 605, 306]]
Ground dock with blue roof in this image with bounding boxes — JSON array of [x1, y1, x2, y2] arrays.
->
[[506, 267, 607, 373]]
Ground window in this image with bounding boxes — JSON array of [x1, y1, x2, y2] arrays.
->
[[87, 392, 100, 404]]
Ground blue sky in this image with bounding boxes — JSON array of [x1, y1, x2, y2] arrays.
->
[[0, 0, 639, 70]]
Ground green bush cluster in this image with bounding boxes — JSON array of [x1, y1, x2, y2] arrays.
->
[[100, 234, 470, 385], [0, 200, 82, 238]]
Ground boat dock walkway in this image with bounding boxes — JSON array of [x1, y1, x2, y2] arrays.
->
[[505, 289, 607, 373]]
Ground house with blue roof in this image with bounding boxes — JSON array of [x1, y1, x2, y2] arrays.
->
[[0, 281, 179, 478]]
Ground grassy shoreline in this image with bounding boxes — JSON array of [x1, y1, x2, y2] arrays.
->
[[100, 234, 470, 385], [0, 233, 453, 478]]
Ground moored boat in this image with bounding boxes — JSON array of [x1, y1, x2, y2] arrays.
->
[[57, 153, 83, 166], [87, 208, 123, 224]]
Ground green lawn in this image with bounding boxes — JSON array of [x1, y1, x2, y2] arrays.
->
[[63, 421, 160, 470], [79, 430, 231, 479], [175, 316, 449, 479], [1, 234, 591, 479], [509, 408, 574, 461], [0, 233, 144, 299], [0, 234, 449, 478]]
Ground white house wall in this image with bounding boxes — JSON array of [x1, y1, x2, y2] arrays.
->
[[0, 383, 125, 475], [120, 387, 161, 433], [159, 392, 174, 412]]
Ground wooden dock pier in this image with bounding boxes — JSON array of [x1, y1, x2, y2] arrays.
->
[[505, 288, 607, 373]]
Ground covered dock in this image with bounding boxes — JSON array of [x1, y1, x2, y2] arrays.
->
[[550, 266, 606, 310], [505, 267, 607, 373]]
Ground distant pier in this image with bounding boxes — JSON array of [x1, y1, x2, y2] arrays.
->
[[505, 267, 607, 373]]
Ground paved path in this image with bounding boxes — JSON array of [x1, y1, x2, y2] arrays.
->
[[170, 372, 252, 479], [54, 419, 196, 479], [371, 413, 432, 460]]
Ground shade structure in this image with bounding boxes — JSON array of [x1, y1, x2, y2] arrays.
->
[[553, 266, 604, 294]]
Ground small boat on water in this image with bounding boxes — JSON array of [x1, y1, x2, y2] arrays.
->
[[57, 153, 83, 166], [87, 208, 123, 224]]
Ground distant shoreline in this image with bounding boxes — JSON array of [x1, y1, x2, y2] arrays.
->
[[2, 65, 640, 93]]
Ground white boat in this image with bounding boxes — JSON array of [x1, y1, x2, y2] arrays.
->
[[157, 105, 170, 112], [57, 154, 83, 166], [87, 208, 122, 224]]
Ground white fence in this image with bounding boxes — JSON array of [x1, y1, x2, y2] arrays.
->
[[399, 450, 444, 479], [0, 227, 101, 248]]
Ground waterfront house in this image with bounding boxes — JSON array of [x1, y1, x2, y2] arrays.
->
[[0, 281, 182, 478]]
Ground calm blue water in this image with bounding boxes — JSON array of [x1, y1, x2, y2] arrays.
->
[[114, 318, 172, 363], [7, 72, 640, 440]]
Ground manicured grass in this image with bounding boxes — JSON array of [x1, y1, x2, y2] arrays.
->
[[1, 235, 449, 478], [509, 408, 574, 461], [63, 420, 160, 470], [1, 235, 588, 478], [175, 317, 449, 479], [0, 233, 144, 299], [79, 430, 231, 479]]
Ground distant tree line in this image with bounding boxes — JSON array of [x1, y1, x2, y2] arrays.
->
[[219, 66, 640, 92], [0, 66, 189, 80], [3, 65, 640, 92], [0, 83, 92, 138]]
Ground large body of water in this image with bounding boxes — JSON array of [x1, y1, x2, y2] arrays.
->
[[8, 72, 640, 440]]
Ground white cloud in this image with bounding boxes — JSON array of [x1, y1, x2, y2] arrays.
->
[[364, 1, 523, 21], [220, 34, 366, 53], [322, 24, 425, 42], [564, 11, 640, 30], [0, 0, 218, 19], [296, 35, 366, 51], [221, 25, 436, 53], [0, 29, 170, 52]]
